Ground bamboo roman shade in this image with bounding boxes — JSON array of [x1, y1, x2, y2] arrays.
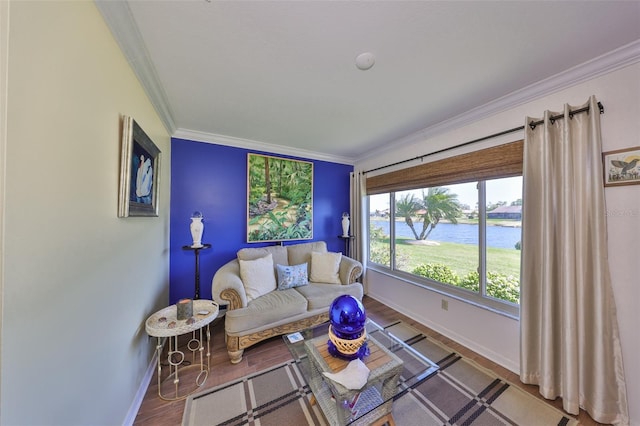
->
[[366, 140, 523, 195]]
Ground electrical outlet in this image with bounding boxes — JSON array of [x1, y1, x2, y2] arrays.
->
[[441, 299, 448, 311]]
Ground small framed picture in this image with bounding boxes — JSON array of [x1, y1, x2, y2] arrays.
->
[[118, 116, 161, 217], [602, 146, 640, 187]]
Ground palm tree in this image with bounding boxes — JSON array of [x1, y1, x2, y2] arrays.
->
[[395, 193, 421, 239], [418, 187, 462, 240]]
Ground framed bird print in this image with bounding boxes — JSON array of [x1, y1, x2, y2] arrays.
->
[[602, 146, 640, 187]]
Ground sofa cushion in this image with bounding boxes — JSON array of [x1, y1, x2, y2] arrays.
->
[[276, 263, 309, 290], [310, 251, 342, 284], [239, 254, 277, 302], [287, 241, 327, 273], [225, 289, 308, 333], [294, 283, 363, 311], [237, 245, 289, 267]]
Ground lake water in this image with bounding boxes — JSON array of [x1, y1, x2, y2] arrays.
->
[[371, 220, 521, 249]]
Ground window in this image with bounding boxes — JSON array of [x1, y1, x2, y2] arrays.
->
[[366, 142, 523, 317]]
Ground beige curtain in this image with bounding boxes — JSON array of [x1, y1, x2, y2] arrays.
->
[[520, 96, 628, 424], [349, 171, 366, 266]]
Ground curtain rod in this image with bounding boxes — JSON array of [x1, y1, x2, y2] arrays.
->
[[364, 101, 604, 175]]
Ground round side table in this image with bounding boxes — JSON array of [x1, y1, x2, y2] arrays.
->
[[145, 299, 219, 401]]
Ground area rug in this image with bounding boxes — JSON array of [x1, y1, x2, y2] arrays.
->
[[183, 321, 578, 426]]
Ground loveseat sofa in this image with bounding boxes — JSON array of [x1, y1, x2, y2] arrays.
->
[[211, 241, 363, 364]]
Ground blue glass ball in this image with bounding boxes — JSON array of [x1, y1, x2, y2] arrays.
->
[[329, 295, 366, 339]]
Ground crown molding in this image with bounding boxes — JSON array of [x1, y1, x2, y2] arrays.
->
[[357, 39, 640, 164], [95, 0, 176, 134], [173, 128, 355, 165]]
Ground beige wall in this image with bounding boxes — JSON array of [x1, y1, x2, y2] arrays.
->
[[1, 1, 170, 424], [358, 62, 640, 425]]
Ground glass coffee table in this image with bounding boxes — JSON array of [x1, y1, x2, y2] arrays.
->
[[284, 320, 439, 425]]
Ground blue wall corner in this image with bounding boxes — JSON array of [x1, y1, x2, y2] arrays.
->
[[170, 138, 353, 304]]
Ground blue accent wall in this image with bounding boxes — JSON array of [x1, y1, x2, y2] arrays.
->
[[170, 138, 353, 303]]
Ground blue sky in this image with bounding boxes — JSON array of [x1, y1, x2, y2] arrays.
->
[[369, 176, 523, 211]]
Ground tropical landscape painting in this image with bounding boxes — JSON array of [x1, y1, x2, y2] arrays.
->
[[247, 154, 313, 242]]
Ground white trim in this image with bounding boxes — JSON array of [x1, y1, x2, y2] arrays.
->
[[173, 128, 355, 165], [122, 343, 159, 426], [357, 39, 640, 163], [94, 0, 175, 134]]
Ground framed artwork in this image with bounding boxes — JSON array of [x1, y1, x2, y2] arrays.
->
[[118, 116, 161, 217], [602, 146, 640, 187], [247, 153, 313, 242]]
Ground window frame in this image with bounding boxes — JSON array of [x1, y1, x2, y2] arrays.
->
[[365, 142, 523, 319], [367, 184, 520, 318]]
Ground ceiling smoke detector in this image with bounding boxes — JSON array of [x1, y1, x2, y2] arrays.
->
[[355, 52, 375, 70]]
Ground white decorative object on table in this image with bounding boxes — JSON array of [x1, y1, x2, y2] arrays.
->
[[322, 358, 370, 390], [190, 211, 204, 248], [341, 212, 350, 237]]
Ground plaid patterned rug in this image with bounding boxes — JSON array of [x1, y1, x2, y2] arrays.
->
[[183, 321, 578, 426]]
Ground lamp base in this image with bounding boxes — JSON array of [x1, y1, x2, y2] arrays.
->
[[327, 325, 369, 360], [327, 340, 369, 360]]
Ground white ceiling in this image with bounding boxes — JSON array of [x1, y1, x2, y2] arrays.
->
[[97, 1, 640, 163]]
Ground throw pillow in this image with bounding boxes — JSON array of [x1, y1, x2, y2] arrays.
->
[[310, 251, 342, 284], [276, 263, 309, 290], [239, 253, 276, 302]]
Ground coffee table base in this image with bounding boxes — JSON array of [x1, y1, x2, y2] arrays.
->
[[302, 336, 401, 426], [284, 320, 438, 426], [309, 394, 396, 426]]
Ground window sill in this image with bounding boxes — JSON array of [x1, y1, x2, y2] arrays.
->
[[366, 264, 520, 320]]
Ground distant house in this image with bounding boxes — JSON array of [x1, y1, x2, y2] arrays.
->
[[371, 208, 390, 218], [487, 205, 522, 219]]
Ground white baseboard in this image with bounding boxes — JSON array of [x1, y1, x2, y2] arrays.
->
[[122, 348, 159, 426]]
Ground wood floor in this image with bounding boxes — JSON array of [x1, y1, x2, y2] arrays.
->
[[133, 296, 605, 426]]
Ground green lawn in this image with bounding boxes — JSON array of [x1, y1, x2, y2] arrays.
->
[[373, 237, 521, 278], [370, 237, 522, 303]]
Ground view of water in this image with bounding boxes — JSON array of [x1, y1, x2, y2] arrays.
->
[[371, 220, 521, 249]]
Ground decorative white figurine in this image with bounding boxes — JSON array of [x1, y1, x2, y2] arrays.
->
[[190, 211, 204, 248], [341, 212, 350, 237]]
